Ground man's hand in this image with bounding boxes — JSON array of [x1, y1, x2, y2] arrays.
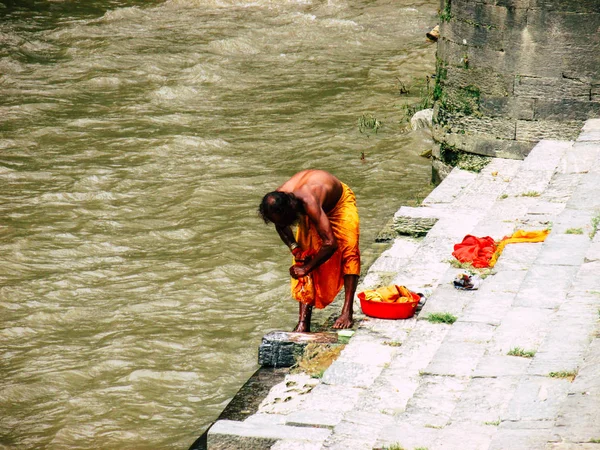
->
[[290, 264, 309, 279]]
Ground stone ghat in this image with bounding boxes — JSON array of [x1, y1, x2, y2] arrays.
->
[[206, 118, 600, 450]]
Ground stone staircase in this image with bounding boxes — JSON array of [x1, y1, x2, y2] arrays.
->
[[207, 119, 600, 450]]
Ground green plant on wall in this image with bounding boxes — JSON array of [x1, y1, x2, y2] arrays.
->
[[439, 0, 452, 22]]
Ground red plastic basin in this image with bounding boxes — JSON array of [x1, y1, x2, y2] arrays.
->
[[358, 292, 419, 319]]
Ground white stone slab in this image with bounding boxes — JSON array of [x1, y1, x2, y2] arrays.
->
[[488, 307, 554, 355], [505, 377, 572, 421], [451, 375, 521, 423], [557, 141, 600, 174], [321, 360, 383, 388], [534, 234, 590, 266], [522, 140, 571, 171], [513, 265, 579, 309], [402, 375, 470, 428]]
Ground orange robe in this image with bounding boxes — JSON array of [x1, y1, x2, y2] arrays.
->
[[291, 183, 360, 309]]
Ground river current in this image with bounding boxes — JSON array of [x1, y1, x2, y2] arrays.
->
[[0, 0, 437, 448]]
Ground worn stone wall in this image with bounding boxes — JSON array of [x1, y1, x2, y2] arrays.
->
[[432, 0, 600, 177]]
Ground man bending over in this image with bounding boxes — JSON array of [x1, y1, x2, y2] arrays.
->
[[258, 170, 360, 332]]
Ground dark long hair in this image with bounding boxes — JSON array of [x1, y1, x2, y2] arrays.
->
[[258, 191, 299, 224]]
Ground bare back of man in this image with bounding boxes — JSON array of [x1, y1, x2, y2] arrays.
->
[[277, 170, 343, 215]]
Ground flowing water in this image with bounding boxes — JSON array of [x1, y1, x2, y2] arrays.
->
[[0, 0, 437, 448]]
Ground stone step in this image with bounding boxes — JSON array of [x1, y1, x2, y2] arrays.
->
[[372, 134, 597, 449], [207, 419, 330, 450]]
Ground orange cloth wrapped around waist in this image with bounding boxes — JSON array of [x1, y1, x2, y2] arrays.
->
[[291, 183, 360, 309]]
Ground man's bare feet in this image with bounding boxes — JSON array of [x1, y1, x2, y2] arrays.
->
[[293, 320, 311, 332], [293, 303, 312, 332], [332, 313, 353, 329]]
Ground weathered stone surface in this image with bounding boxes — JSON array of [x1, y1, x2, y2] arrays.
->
[[514, 76, 591, 100], [367, 237, 420, 273], [488, 427, 554, 450], [402, 375, 471, 427], [321, 411, 394, 450], [521, 139, 571, 170], [285, 410, 342, 429], [393, 215, 438, 237], [207, 420, 330, 450], [557, 141, 600, 174], [271, 440, 323, 450], [452, 375, 521, 422], [258, 331, 339, 367], [516, 120, 582, 142], [488, 306, 554, 355], [355, 371, 420, 415], [422, 167, 478, 204], [375, 421, 441, 450], [566, 173, 600, 210], [534, 234, 590, 266], [321, 360, 383, 388], [431, 423, 497, 450], [424, 322, 496, 377], [512, 264, 578, 309], [505, 376, 572, 421], [535, 99, 600, 122], [542, 173, 584, 203]]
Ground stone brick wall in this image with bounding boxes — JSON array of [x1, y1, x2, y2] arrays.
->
[[432, 0, 600, 177]]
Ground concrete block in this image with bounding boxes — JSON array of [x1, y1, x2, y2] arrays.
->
[[358, 372, 420, 415], [514, 76, 590, 100], [403, 375, 471, 427], [473, 355, 532, 377], [483, 157, 523, 177], [334, 335, 395, 367], [452, 375, 521, 423], [375, 421, 441, 450], [298, 384, 363, 413], [488, 427, 554, 450], [460, 291, 516, 326], [534, 234, 590, 266], [258, 331, 339, 368], [480, 96, 535, 120], [521, 140, 571, 171], [566, 173, 600, 210], [444, 65, 513, 97], [502, 169, 554, 196], [541, 174, 584, 204], [488, 306, 554, 355], [422, 167, 478, 205], [431, 423, 496, 450], [505, 376, 572, 421], [516, 120, 582, 142], [207, 420, 330, 450], [577, 131, 600, 142], [493, 244, 544, 271], [387, 321, 451, 374], [419, 282, 475, 315], [321, 411, 394, 450], [424, 322, 495, 377], [271, 440, 323, 450], [456, 115, 517, 140], [583, 119, 600, 131], [479, 270, 527, 294], [321, 360, 382, 388], [513, 265, 579, 309], [557, 141, 600, 174], [285, 410, 342, 429], [534, 99, 600, 121]]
